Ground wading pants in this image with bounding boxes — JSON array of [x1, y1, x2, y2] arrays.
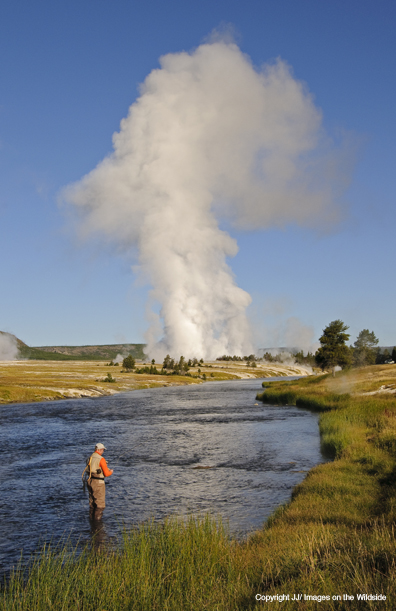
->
[[87, 478, 105, 521]]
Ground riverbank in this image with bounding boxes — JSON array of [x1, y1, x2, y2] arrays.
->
[[1, 366, 395, 609], [0, 359, 311, 405], [252, 364, 396, 607]]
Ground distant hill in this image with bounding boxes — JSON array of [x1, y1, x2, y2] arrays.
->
[[0, 331, 146, 361], [32, 343, 146, 361]]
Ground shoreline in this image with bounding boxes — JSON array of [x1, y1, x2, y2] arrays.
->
[[2, 367, 395, 607], [0, 359, 312, 406]]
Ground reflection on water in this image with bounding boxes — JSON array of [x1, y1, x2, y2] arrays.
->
[[89, 518, 107, 552], [0, 378, 325, 575]]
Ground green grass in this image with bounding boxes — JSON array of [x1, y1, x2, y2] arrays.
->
[[2, 516, 395, 610], [1, 516, 247, 611], [2, 367, 396, 609]]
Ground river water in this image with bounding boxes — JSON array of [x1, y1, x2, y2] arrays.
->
[[0, 378, 325, 576]]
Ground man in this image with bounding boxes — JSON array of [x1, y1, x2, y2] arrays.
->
[[86, 442, 114, 521]]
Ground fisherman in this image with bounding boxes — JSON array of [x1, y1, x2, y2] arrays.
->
[[85, 443, 114, 521]]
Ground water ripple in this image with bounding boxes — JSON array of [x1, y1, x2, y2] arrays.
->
[[0, 378, 325, 576]]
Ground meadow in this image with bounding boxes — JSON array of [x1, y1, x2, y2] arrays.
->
[[2, 365, 396, 609], [0, 359, 309, 405]]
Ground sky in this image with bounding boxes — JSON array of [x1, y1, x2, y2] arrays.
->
[[0, 0, 395, 352]]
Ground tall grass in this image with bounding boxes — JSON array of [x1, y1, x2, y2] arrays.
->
[[3, 517, 395, 610], [1, 516, 249, 611], [2, 368, 396, 609]]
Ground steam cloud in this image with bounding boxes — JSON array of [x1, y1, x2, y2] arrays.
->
[[63, 40, 348, 359], [0, 332, 19, 360], [259, 317, 320, 355]]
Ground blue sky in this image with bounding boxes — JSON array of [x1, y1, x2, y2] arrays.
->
[[1, 0, 395, 349]]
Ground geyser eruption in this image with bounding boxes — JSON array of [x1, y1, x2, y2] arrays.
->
[[0, 332, 19, 360], [63, 40, 346, 359]]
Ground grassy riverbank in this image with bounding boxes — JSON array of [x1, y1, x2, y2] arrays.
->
[[2, 366, 395, 609], [253, 365, 396, 607]]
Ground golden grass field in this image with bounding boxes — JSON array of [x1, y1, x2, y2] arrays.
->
[[324, 363, 396, 395], [0, 359, 313, 405]]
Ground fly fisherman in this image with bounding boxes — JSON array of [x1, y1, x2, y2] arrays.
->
[[84, 443, 114, 521]]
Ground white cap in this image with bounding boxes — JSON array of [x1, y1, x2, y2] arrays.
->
[[95, 443, 106, 450]]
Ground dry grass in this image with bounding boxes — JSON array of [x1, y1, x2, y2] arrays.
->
[[0, 359, 312, 405], [0, 360, 200, 404], [324, 364, 396, 395]]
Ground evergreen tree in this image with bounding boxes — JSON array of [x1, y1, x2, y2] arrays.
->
[[179, 356, 189, 373], [376, 348, 392, 365], [122, 355, 135, 371], [315, 320, 351, 375], [353, 329, 379, 367], [163, 354, 171, 369]]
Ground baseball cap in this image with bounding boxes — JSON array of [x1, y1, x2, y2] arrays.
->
[[95, 443, 106, 450]]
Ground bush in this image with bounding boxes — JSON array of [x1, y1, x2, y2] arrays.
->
[[122, 355, 135, 371]]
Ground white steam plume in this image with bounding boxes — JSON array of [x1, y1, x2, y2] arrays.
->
[[62, 40, 349, 360], [0, 332, 19, 360]]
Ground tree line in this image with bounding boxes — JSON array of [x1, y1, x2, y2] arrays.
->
[[315, 319, 395, 375], [214, 321, 395, 374], [104, 322, 394, 379], [105, 354, 208, 379]]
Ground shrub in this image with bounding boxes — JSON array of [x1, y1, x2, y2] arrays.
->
[[122, 355, 135, 371]]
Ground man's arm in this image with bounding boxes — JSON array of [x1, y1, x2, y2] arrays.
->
[[99, 457, 114, 477]]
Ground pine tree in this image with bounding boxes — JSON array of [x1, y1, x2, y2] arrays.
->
[[353, 329, 379, 367], [315, 320, 351, 375]]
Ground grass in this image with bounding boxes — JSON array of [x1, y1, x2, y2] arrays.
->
[[0, 360, 205, 404], [0, 360, 312, 405], [1, 516, 246, 611], [2, 365, 396, 609]]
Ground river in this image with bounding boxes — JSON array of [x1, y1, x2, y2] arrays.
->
[[0, 378, 325, 576]]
